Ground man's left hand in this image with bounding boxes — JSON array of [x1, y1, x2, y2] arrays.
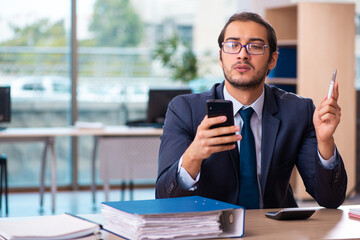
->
[[313, 82, 341, 160]]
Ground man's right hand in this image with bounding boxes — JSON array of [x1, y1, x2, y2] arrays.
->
[[181, 115, 241, 179]]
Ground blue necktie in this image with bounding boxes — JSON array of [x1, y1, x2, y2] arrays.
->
[[238, 107, 260, 209]]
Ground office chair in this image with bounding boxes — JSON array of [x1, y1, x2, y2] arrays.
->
[[0, 153, 8, 216]]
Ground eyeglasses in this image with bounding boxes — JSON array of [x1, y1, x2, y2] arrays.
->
[[222, 41, 269, 55]]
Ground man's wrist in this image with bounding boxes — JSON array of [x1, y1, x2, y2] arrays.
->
[[182, 150, 202, 179], [317, 137, 335, 160], [177, 156, 200, 190], [318, 147, 338, 170]]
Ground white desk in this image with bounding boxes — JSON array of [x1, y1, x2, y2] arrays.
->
[[91, 127, 162, 203], [0, 126, 162, 213], [97, 135, 161, 201]]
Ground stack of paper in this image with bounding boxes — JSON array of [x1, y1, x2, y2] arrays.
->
[[0, 213, 101, 240], [74, 121, 105, 129], [349, 208, 360, 220], [101, 196, 244, 240]]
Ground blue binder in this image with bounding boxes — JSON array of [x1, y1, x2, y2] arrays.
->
[[101, 196, 245, 239]]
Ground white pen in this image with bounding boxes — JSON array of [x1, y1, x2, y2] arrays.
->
[[327, 69, 337, 99]]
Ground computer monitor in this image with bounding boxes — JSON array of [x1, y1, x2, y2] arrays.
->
[[146, 88, 192, 124], [0, 87, 11, 125]]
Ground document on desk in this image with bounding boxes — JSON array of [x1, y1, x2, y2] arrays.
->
[[349, 208, 360, 220], [101, 196, 245, 240], [0, 213, 101, 240], [74, 121, 105, 129]]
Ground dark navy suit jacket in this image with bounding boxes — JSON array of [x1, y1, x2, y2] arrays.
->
[[155, 82, 347, 208]]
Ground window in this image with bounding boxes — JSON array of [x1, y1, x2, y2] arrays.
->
[[0, 0, 250, 188], [0, 0, 71, 187]]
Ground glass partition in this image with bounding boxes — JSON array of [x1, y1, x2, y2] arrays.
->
[[0, 0, 254, 188], [0, 0, 72, 187], [76, 0, 203, 186]]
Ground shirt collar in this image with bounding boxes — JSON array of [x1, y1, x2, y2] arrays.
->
[[223, 86, 264, 121]]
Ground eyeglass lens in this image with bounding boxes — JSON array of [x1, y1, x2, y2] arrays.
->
[[223, 42, 266, 55]]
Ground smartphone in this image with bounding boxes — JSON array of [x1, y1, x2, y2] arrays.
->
[[206, 99, 235, 145], [265, 208, 316, 220]]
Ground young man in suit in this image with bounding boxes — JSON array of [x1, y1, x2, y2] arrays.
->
[[155, 12, 347, 209]]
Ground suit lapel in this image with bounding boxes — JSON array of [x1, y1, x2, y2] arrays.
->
[[215, 81, 225, 99], [260, 85, 280, 196]]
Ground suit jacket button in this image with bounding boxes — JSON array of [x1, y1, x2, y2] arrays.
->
[[334, 170, 340, 183], [168, 182, 175, 193]]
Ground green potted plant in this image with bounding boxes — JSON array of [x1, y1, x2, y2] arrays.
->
[[153, 35, 198, 83]]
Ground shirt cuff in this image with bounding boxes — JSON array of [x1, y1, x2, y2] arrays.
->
[[318, 147, 338, 170], [177, 155, 200, 190]]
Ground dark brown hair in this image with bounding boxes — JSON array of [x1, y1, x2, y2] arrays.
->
[[218, 12, 278, 59]]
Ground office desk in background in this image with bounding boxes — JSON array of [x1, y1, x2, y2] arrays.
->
[[96, 135, 161, 202], [91, 127, 162, 202], [0, 126, 162, 213]]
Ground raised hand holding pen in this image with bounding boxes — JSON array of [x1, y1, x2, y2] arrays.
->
[[313, 70, 341, 160]]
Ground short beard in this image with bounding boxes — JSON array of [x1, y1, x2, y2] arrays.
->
[[223, 61, 269, 90]]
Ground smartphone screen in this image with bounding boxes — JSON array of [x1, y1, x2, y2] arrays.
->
[[206, 99, 235, 145]]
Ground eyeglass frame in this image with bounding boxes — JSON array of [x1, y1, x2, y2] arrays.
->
[[221, 41, 269, 55]]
